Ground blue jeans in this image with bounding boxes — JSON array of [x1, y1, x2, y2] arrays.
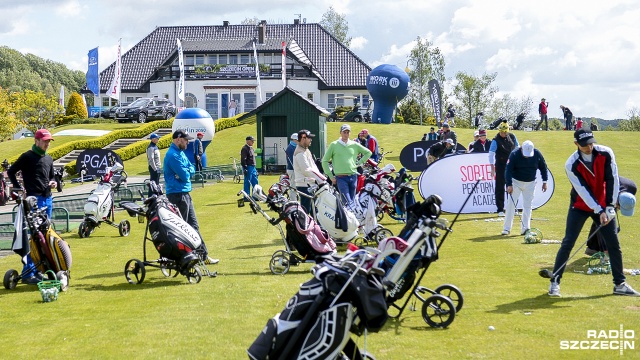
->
[[244, 166, 259, 195], [335, 174, 357, 205], [552, 207, 625, 285]]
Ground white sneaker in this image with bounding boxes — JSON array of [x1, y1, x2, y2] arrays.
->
[[613, 282, 640, 296], [501, 230, 510, 235], [548, 281, 561, 297], [498, 212, 505, 217]]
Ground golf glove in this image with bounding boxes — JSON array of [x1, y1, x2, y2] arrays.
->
[[605, 206, 616, 220]]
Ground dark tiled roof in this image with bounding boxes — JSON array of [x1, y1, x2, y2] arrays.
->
[[100, 24, 371, 92]]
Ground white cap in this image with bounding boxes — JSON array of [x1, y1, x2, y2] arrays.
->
[[290, 133, 298, 141], [474, 130, 480, 136], [445, 138, 454, 145], [522, 140, 534, 157], [340, 124, 351, 132]]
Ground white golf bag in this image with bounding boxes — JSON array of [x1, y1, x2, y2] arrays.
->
[[83, 162, 124, 224], [311, 182, 360, 242], [349, 182, 381, 236]]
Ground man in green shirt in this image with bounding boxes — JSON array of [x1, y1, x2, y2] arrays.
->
[[321, 124, 372, 205]]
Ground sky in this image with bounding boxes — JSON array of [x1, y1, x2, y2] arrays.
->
[[1, 0, 639, 120]]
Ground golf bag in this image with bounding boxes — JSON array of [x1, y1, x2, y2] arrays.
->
[[349, 182, 381, 235], [144, 192, 207, 269], [489, 117, 507, 130], [474, 112, 484, 128], [272, 201, 337, 258], [312, 182, 360, 242], [83, 162, 125, 224], [248, 256, 388, 360], [513, 113, 526, 130]]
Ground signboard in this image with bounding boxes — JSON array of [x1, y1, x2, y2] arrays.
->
[[88, 106, 103, 118], [417, 153, 554, 214], [399, 140, 467, 172], [76, 149, 123, 177]]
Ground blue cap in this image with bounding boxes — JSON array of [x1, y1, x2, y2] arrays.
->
[[619, 192, 636, 217], [150, 133, 160, 139]]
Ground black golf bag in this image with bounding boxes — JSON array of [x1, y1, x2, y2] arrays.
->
[[144, 191, 207, 269], [248, 259, 388, 360], [474, 112, 484, 128], [489, 117, 507, 130], [273, 201, 337, 259], [513, 113, 526, 130]]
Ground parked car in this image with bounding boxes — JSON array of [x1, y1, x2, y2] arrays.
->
[[94, 103, 130, 119], [115, 98, 176, 123]]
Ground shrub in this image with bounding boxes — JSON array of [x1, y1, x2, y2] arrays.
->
[[65, 92, 88, 119]]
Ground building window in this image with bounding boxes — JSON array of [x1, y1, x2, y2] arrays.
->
[[266, 92, 275, 101], [328, 93, 345, 110], [240, 54, 250, 64], [184, 93, 197, 108], [126, 96, 136, 103], [219, 54, 228, 64], [361, 94, 370, 108], [185, 55, 194, 66], [228, 54, 238, 64], [195, 55, 205, 65], [205, 93, 219, 120], [244, 93, 257, 112], [307, 93, 314, 102]]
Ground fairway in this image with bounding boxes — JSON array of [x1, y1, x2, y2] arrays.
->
[[1, 123, 639, 359]]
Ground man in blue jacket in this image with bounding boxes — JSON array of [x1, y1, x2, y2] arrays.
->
[[501, 140, 548, 235], [164, 129, 218, 264]]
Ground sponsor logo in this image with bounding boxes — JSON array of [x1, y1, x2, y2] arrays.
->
[[389, 77, 400, 88], [560, 325, 635, 355]]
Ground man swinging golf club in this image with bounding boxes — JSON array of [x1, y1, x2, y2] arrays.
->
[[545, 129, 639, 297]]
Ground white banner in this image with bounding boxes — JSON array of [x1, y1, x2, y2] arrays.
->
[[253, 41, 263, 105], [281, 41, 286, 89], [58, 85, 64, 107], [177, 38, 185, 102], [417, 153, 555, 214], [107, 39, 121, 100]]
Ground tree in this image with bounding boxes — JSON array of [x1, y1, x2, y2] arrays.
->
[[619, 106, 640, 131], [66, 92, 88, 119], [452, 72, 498, 128], [15, 90, 64, 133], [486, 94, 534, 125], [405, 37, 446, 126], [0, 87, 20, 141], [320, 7, 351, 47]]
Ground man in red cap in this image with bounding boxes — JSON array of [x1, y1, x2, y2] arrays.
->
[[194, 132, 204, 172], [8, 128, 57, 284]]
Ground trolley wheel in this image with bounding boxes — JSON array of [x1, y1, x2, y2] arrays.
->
[[160, 264, 176, 277], [373, 227, 393, 244], [3, 269, 19, 290], [118, 219, 131, 237], [124, 259, 146, 284], [435, 284, 464, 312], [78, 221, 92, 238], [376, 210, 385, 222], [422, 294, 456, 328], [186, 266, 203, 284], [233, 175, 241, 184], [269, 250, 291, 275]]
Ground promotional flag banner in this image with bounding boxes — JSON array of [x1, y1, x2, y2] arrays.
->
[[86, 47, 100, 96], [58, 85, 64, 107], [428, 79, 442, 126], [281, 41, 286, 89], [107, 39, 121, 100], [253, 41, 263, 105], [177, 38, 185, 102]]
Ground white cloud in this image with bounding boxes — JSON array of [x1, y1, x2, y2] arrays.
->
[[55, 0, 83, 17], [349, 36, 367, 50]]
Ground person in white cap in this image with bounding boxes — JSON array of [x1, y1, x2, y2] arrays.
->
[[321, 124, 371, 205], [467, 130, 480, 152], [285, 133, 298, 200], [426, 138, 455, 165], [501, 140, 548, 235]]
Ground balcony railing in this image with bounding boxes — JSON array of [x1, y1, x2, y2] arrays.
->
[[154, 63, 313, 81]]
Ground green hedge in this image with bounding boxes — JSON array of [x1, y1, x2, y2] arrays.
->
[[58, 116, 240, 175]]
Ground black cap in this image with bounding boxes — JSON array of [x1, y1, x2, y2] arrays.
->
[[574, 129, 596, 146], [297, 129, 315, 139], [172, 129, 193, 140], [246, 135, 256, 141]]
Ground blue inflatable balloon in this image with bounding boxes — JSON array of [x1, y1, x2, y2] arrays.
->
[[366, 64, 410, 124], [173, 108, 215, 167]]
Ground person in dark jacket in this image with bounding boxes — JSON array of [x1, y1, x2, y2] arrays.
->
[[560, 105, 573, 130], [585, 176, 636, 255], [285, 133, 298, 201], [426, 139, 454, 165], [193, 132, 204, 172], [146, 133, 162, 196], [489, 122, 519, 216], [438, 123, 457, 147], [501, 140, 548, 235], [548, 129, 638, 297], [8, 129, 57, 284], [470, 129, 490, 153], [241, 135, 259, 196]]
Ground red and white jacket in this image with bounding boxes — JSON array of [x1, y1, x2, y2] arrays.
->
[[565, 144, 619, 214]]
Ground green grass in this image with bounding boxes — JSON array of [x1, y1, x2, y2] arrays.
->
[[1, 124, 639, 359]]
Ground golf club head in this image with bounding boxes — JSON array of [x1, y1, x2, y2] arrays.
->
[[539, 269, 553, 279]]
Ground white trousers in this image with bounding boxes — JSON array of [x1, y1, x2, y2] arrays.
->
[[503, 178, 536, 233]]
